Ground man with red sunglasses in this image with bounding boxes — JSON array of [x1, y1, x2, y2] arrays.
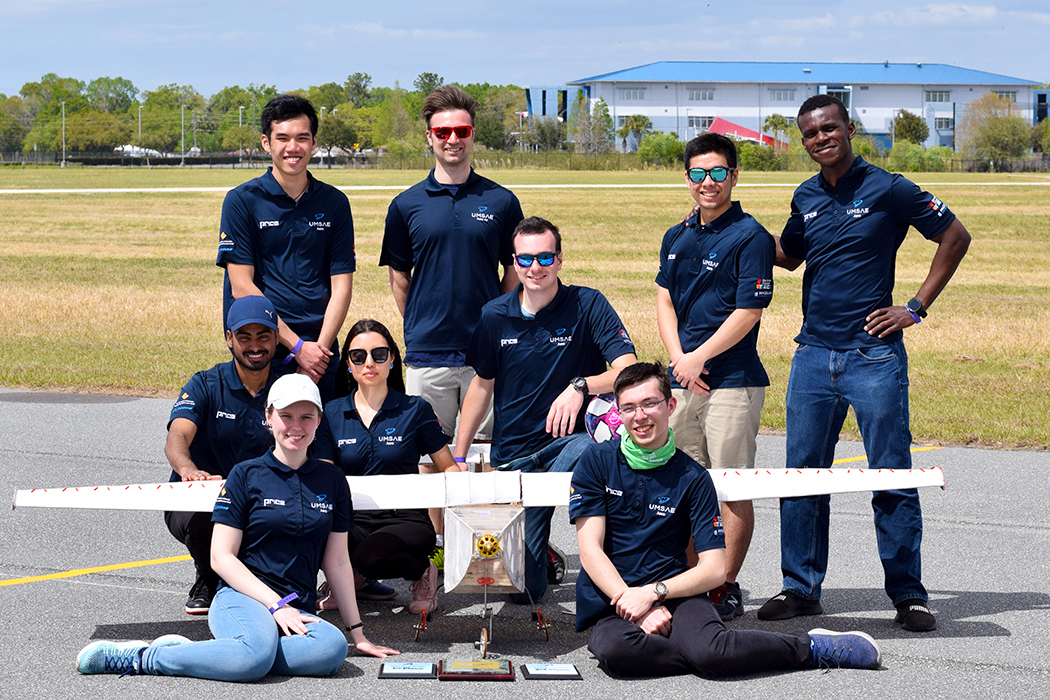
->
[[380, 85, 523, 447]]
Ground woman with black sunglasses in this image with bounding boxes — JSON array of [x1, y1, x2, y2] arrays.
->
[[313, 319, 457, 616]]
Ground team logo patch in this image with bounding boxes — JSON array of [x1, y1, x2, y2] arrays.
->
[[928, 195, 947, 217], [472, 206, 495, 222], [712, 514, 724, 537], [753, 278, 773, 298]]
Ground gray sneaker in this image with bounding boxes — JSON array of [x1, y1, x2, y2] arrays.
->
[[75, 640, 148, 675]]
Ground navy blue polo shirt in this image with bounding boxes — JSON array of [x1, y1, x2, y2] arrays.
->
[[467, 282, 636, 465], [780, 157, 955, 349], [380, 168, 523, 361], [313, 390, 450, 476], [656, 201, 774, 390], [212, 450, 352, 613], [167, 360, 277, 481], [569, 440, 724, 631], [216, 168, 356, 343]]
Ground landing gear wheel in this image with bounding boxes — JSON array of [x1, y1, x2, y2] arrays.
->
[[414, 609, 427, 642], [474, 627, 489, 658]]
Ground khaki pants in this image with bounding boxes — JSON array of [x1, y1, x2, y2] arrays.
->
[[669, 386, 764, 469]]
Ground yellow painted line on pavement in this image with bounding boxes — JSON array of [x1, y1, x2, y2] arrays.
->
[[0, 554, 191, 587], [832, 445, 942, 465]]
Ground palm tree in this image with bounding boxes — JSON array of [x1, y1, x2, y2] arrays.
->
[[617, 114, 652, 153], [763, 113, 790, 155]]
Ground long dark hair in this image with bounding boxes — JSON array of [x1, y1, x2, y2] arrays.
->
[[335, 319, 406, 398]]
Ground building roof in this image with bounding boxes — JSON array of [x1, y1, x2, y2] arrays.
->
[[570, 61, 1039, 86]]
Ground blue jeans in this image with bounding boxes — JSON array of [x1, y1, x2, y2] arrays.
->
[[140, 586, 348, 681], [780, 341, 927, 606], [497, 433, 592, 603]]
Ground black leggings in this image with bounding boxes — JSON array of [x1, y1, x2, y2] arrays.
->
[[349, 510, 436, 582]]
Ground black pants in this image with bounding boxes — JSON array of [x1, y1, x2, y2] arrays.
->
[[164, 510, 219, 591], [588, 596, 812, 678], [349, 509, 435, 582]]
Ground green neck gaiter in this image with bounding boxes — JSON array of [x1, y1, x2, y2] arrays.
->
[[618, 427, 676, 470]]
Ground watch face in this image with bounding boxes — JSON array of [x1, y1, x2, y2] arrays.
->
[[907, 298, 921, 313]]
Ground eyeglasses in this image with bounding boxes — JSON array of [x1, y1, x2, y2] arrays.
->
[[618, 398, 668, 416], [514, 252, 558, 267], [348, 347, 391, 365], [687, 166, 734, 183], [429, 125, 474, 140]]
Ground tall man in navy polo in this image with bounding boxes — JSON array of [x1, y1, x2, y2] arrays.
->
[[571, 362, 881, 678], [453, 216, 637, 602], [380, 85, 523, 440], [217, 94, 355, 403], [657, 133, 774, 622], [759, 95, 970, 632], [164, 295, 280, 614]]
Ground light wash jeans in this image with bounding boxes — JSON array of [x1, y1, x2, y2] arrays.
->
[[140, 586, 348, 681], [497, 432, 593, 603], [779, 341, 927, 605]]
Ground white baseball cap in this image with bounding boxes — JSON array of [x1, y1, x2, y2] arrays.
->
[[267, 374, 323, 412]]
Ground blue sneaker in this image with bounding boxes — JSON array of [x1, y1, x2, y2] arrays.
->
[[358, 578, 398, 601], [808, 629, 882, 670], [75, 640, 148, 675], [708, 581, 744, 621]]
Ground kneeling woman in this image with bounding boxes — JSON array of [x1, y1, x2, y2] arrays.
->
[[77, 374, 398, 681], [314, 319, 457, 615]]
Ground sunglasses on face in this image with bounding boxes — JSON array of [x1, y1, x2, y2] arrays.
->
[[429, 125, 474, 140], [348, 347, 391, 365], [513, 252, 558, 267], [687, 166, 734, 183]]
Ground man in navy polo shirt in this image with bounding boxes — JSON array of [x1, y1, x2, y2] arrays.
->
[[759, 95, 970, 632], [453, 216, 636, 603], [164, 295, 280, 614], [380, 85, 523, 440], [217, 94, 355, 403], [571, 362, 881, 678], [657, 133, 774, 622]]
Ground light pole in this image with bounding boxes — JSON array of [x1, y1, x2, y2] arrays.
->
[[180, 104, 186, 166], [61, 101, 66, 168], [239, 105, 244, 127]]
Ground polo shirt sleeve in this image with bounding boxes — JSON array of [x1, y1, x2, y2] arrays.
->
[[688, 469, 725, 555], [779, 196, 807, 261], [167, 372, 209, 430], [890, 175, 956, 240], [498, 194, 524, 267], [332, 469, 352, 533], [654, 224, 678, 289], [327, 191, 356, 276], [466, 306, 499, 380], [216, 189, 256, 268], [587, 292, 636, 363], [379, 197, 414, 272], [412, 398, 451, 455], [212, 462, 250, 530], [568, 443, 608, 522], [313, 412, 336, 463], [734, 229, 776, 310]]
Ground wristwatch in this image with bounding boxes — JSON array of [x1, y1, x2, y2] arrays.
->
[[905, 297, 927, 319], [571, 376, 589, 395], [653, 581, 668, 602]]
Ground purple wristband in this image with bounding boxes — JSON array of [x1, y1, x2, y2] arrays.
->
[[268, 592, 299, 614], [907, 310, 922, 324], [283, 339, 305, 364], [453, 457, 467, 463]]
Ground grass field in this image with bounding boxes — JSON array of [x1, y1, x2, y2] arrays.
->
[[1, 166, 1047, 448]]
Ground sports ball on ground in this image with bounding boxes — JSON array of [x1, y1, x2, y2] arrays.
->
[[585, 393, 623, 443]]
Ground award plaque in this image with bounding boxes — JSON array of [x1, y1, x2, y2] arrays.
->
[[377, 661, 438, 679], [521, 663, 583, 680], [438, 659, 514, 681]]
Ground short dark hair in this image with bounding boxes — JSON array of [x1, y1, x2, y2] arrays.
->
[[421, 85, 478, 127], [798, 94, 849, 126], [336, 319, 406, 398], [261, 94, 318, 138], [613, 362, 671, 402], [683, 132, 738, 170], [513, 216, 562, 253]]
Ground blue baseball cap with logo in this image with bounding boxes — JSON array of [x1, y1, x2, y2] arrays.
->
[[227, 295, 278, 332]]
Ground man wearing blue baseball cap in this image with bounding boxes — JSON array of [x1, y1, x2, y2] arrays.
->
[[163, 295, 281, 614]]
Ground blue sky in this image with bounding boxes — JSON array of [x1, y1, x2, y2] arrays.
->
[[2, 0, 1047, 98]]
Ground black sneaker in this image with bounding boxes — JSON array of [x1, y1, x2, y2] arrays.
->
[[708, 581, 744, 621], [757, 590, 824, 620], [546, 543, 567, 585], [895, 599, 936, 631], [184, 575, 213, 615]]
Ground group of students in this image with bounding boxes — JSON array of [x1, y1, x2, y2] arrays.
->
[[76, 85, 969, 681]]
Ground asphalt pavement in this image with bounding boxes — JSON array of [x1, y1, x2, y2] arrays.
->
[[2, 388, 1048, 699]]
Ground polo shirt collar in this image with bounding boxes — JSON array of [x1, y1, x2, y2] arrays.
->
[[510, 279, 569, 320], [260, 167, 317, 200], [219, 358, 276, 397], [262, 447, 318, 474], [817, 155, 867, 193], [688, 201, 745, 233], [423, 167, 481, 194]]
